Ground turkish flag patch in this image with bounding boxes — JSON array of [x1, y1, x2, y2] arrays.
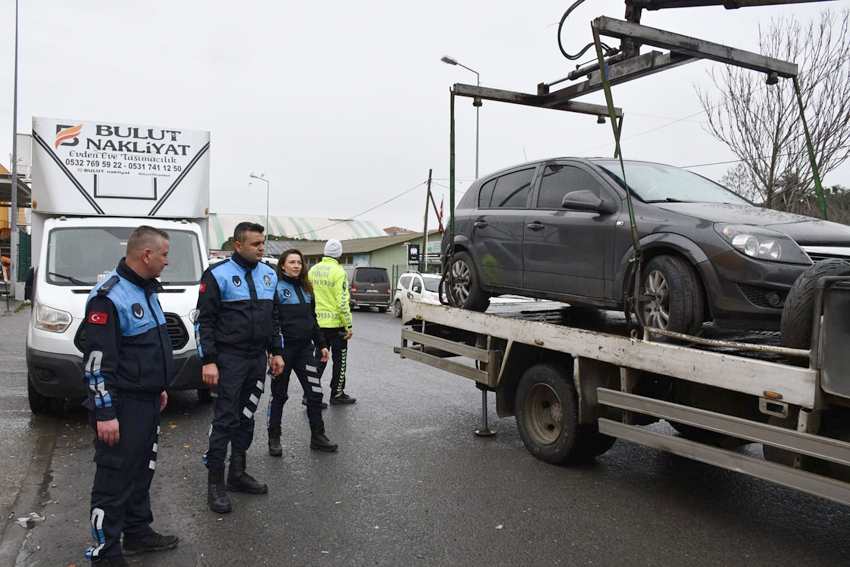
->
[[199, 284, 206, 293], [88, 312, 108, 325]]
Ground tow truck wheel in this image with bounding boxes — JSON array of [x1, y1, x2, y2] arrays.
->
[[781, 259, 850, 350], [446, 251, 490, 312], [393, 300, 403, 319], [27, 374, 62, 415], [516, 364, 585, 464]]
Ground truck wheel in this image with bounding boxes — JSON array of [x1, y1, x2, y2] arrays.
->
[[197, 388, 213, 404], [576, 425, 617, 458], [515, 363, 585, 464], [28, 375, 62, 415], [446, 251, 490, 312], [640, 255, 704, 336], [781, 259, 850, 350], [393, 300, 403, 319]]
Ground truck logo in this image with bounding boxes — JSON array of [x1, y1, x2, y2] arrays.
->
[[232, 275, 242, 287], [55, 124, 82, 149], [132, 303, 144, 319]]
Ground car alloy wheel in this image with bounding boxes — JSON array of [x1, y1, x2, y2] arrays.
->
[[450, 259, 472, 305], [642, 269, 670, 329]]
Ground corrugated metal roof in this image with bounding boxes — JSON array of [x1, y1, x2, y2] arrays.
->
[[208, 213, 387, 248], [269, 230, 442, 258]]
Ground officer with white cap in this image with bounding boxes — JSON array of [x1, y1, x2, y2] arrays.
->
[[308, 239, 356, 404]]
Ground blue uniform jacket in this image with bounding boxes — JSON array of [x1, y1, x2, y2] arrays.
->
[[275, 273, 327, 350], [82, 259, 174, 421]]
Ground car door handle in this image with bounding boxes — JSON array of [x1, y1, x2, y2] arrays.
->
[[527, 222, 545, 231], [474, 221, 488, 228]]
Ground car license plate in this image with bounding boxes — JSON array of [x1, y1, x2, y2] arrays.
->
[[366, 289, 378, 293]]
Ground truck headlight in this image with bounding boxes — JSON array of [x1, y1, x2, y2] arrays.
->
[[189, 308, 200, 324], [715, 224, 812, 265], [33, 302, 73, 333]]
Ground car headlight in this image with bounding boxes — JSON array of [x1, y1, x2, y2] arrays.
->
[[189, 308, 200, 324], [714, 224, 811, 264], [33, 302, 73, 333]]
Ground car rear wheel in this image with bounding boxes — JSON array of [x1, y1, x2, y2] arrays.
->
[[639, 255, 704, 336], [28, 374, 63, 415], [393, 299, 402, 318], [446, 251, 490, 312], [781, 259, 850, 350]]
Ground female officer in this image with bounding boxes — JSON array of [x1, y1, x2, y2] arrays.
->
[[267, 249, 337, 454]]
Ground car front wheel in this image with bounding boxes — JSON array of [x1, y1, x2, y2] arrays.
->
[[446, 251, 490, 312], [393, 299, 403, 318], [639, 255, 704, 336]]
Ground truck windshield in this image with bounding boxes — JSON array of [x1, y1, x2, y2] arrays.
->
[[46, 227, 204, 286]]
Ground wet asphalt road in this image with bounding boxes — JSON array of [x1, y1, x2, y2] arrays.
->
[[1, 304, 850, 567]]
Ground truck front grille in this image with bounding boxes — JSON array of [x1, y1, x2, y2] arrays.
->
[[74, 312, 189, 352]]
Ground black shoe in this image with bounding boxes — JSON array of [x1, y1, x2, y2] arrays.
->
[[268, 427, 282, 457], [227, 456, 268, 494], [310, 426, 338, 452], [123, 531, 179, 556], [208, 468, 231, 513], [303, 396, 328, 410], [330, 392, 356, 405], [93, 556, 129, 566]]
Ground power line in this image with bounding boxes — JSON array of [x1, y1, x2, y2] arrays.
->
[[285, 180, 428, 238]]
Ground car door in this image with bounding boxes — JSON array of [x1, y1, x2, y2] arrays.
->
[[471, 167, 536, 290], [410, 275, 424, 302], [523, 161, 620, 299]]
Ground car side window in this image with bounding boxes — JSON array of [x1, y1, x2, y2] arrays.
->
[[536, 165, 606, 209], [490, 168, 534, 208], [412, 277, 422, 293], [478, 179, 496, 208], [399, 275, 411, 289]]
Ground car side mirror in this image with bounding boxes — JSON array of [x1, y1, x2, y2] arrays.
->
[[561, 190, 615, 214]]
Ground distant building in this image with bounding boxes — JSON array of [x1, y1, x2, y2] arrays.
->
[[209, 213, 386, 249], [383, 226, 415, 236]]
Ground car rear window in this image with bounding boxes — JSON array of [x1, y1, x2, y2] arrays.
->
[[355, 268, 388, 283]]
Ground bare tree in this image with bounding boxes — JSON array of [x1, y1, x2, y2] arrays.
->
[[698, 10, 850, 217]]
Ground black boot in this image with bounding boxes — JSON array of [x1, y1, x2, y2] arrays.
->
[[310, 426, 338, 452], [207, 468, 231, 514], [268, 427, 282, 457], [226, 455, 268, 494], [302, 396, 328, 410]]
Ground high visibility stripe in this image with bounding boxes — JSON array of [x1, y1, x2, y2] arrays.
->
[[243, 407, 254, 419], [256, 380, 265, 392], [249, 394, 259, 406], [307, 376, 321, 385], [312, 386, 323, 393], [149, 460, 156, 470], [306, 365, 318, 373]]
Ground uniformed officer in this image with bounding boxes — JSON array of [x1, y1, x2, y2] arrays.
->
[[308, 239, 356, 404], [196, 222, 284, 514], [83, 226, 178, 567]]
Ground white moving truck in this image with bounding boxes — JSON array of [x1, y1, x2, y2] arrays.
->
[[25, 117, 211, 413]]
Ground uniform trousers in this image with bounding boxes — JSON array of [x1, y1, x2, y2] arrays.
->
[[204, 351, 266, 470], [267, 344, 325, 429], [320, 328, 349, 396], [87, 394, 160, 562]]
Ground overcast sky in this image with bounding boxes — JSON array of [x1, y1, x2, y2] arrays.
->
[[1, 0, 847, 233]]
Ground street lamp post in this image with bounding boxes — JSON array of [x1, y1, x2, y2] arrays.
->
[[249, 173, 270, 235], [7, 0, 20, 310], [441, 55, 480, 179]]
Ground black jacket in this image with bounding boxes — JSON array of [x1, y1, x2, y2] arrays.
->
[[275, 273, 327, 350], [195, 253, 284, 363], [82, 259, 173, 421]]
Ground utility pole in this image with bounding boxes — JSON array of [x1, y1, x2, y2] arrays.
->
[[8, 0, 20, 307], [421, 169, 432, 272]]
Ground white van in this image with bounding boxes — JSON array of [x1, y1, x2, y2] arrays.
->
[[25, 117, 211, 412]]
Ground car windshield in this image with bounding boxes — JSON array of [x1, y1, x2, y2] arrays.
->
[[595, 161, 750, 205], [46, 227, 204, 286], [423, 278, 441, 292]]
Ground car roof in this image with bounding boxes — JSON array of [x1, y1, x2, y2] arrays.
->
[[473, 157, 678, 183]]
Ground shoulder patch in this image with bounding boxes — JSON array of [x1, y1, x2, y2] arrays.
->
[[97, 275, 120, 295]]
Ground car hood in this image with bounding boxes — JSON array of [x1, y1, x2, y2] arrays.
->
[[654, 202, 850, 245]]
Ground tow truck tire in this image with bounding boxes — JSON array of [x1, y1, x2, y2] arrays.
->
[[516, 363, 585, 465], [781, 259, 850, 350], [27, 374, 62, 415], [640, 255, 704, 337], [576, 425, 617, 458], [393, 300, 403, 319], [197, 388, 213, 404], [446, 251, 490, 312]]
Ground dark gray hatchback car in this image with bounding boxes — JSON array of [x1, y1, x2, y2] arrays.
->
[[441, 158, 850, 332]]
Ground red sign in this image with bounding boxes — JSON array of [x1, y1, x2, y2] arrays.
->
[[199, 284, 206, 293], [88, 312, 108, 325]]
